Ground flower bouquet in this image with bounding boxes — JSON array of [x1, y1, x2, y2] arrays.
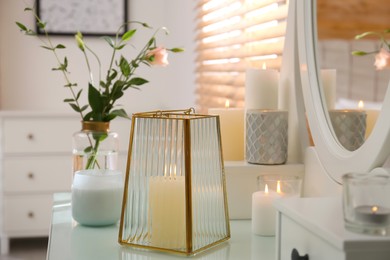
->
[[16, 5, 184, 226], [17, 6, 184, 171]]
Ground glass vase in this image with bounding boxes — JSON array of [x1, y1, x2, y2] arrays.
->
[[71, 121, 123, 226], [72, 121, 119, 172]]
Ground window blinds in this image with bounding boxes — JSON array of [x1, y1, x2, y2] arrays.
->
[[195, 0, 288, 113]]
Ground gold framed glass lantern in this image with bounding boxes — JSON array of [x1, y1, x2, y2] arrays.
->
[[118, 109, 230, 255]]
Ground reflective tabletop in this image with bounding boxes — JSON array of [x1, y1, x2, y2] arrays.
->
[[47, 193, 275, 260]]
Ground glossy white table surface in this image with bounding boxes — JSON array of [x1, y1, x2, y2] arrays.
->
[[47, 193, 275, 260]]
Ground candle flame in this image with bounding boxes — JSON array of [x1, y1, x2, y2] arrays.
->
[[262, 62, 267, 70], [277, 180, 281, 193], [264, 184, 269, 194], [358, 100, 364, 109], [372, 206, 378, 214], [225, 99, 230, 108]]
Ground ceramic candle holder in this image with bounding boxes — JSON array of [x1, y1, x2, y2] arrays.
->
[[251, 175, 302, 236], [342, 171, 390, 236], [246, 110, 288, 165], [329, 110, 367, 151]]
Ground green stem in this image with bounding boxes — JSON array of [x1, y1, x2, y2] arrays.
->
[[85, 138, 102, 169], [82, 50, 94, 86], [85, 45, 102, 88]]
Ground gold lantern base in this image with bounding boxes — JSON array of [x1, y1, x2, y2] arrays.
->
[[118, 109, 230, 255]]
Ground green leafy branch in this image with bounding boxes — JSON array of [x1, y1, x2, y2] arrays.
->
[[16, 6, 184, 123], [16, 5, 183, 170], [16, 8, 86, 120], [351, 29, 390, 56]]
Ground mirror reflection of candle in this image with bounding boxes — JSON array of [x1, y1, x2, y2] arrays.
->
[[358, 100, 380, 139], [358, 100, 364, 110], [328, 108, 367, 151]]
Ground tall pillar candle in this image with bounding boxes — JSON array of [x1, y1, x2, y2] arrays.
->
[[245, 68, 279, 110], [208, 105, 244, 161]]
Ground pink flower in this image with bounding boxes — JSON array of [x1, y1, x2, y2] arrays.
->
[[146, 47, 169, 66], [374, 48, 390, 70]]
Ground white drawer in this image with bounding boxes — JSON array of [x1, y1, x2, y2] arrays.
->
[[3, 194, 53, 233], [278, 214, 344, 260], [3, 117, 131, 154], [3, 118, 79, 154], [3, 156, 72, 193]]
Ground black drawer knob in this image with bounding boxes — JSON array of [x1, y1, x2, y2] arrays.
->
[[27, 172, 34, 179], [291, 248, 309, 260], [28, 211, 35, 218]]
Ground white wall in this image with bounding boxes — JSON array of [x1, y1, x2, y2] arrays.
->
[[0, 0, 196, 114]]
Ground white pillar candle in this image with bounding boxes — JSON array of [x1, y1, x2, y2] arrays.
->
[[245, 68, 279, 110], [251, 184, 281, 236], [208, 102, 244, 161], [321, 69, 337, 110], [149, 176, 186, 249]]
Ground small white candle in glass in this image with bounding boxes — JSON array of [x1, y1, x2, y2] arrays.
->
[[343, 172, 390, 236], [251, 175, 302, 236]]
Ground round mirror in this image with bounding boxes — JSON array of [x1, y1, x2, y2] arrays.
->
[[297, 0, 390, 184], [316, 0, 390, 147]]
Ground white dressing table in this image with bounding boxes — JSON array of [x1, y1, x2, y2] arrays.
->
[[47, 193, 276, 260]]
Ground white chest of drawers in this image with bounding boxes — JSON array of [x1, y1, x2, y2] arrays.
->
[[275, 197, 390, 260], [0, 111, 131, 255]]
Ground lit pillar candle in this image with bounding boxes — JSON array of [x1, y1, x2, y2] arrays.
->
[[245, 64, 279, 110], [251, 182, 282, 236], [149, 175, 186, 249], [208, 100, 244, 161]]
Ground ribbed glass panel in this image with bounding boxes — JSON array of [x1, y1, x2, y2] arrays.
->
[[120, 110, 229, 255], [190, 116, 229, 251]]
